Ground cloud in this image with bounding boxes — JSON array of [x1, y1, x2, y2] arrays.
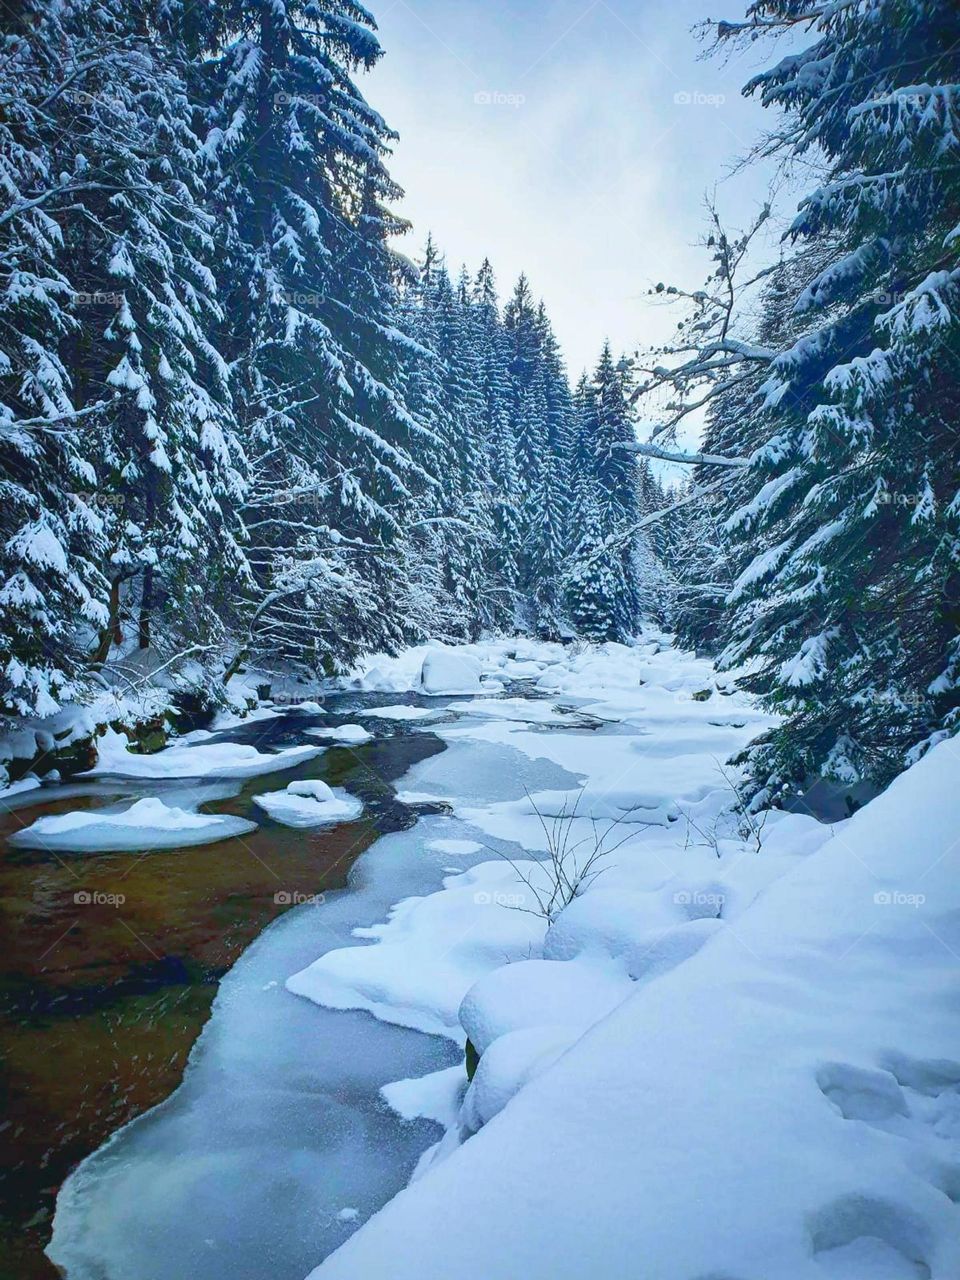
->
[[366, 0, 782, 376]]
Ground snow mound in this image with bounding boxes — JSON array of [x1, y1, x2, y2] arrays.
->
[[85, 728, 322, 779], [419, 649, 483, 695], [288, 779, 336, 801], [9, 796, 256, 852], [458, 957, 633, 1056], [253, 780, 362, 828], [0, 775, 42, 802], [306, 724, 373, 745], [460, 1025, 574, 1132]]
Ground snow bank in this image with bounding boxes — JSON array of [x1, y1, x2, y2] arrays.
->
[[10, 797, 256, 852], [287, 861, 552, 1039], [84, 728, 322, 779], [313, 739, 960, 1280], [253, 779, 363, 828]]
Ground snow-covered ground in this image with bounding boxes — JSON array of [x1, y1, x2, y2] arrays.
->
[[45, 634, 960, 1280], [301, 636, 960, 1280]]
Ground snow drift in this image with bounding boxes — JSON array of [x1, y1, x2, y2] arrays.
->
[[312, 738, 960, 1280]]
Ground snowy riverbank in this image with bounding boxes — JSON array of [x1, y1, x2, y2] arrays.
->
[[304, 636, 960, 1280]]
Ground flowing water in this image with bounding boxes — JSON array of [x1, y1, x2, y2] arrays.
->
[[3, 686, 583, 1280], [0, 696, 450, 1279]]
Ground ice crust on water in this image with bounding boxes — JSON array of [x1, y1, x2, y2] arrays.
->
[[46, 813, 482, 1280], [306, 724, 373, 744]]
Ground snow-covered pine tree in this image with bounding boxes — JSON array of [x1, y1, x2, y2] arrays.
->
[[394, 244, 461, 635], [0, 0, 248, 715], [429, 263, 491, 634], [66, 1, 247, 665], [196, 0, 429, 675], [448, 265, 496, 634], [472, 260, 522, 626], [0, 6, 107, 715], [707, 0, 960, 798], [563, 349, 645, 641], [564, 478, 621, 642]]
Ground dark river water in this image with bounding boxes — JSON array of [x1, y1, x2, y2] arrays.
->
[[0, 697, 448, 1279]]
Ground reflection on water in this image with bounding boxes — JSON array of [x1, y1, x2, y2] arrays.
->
[[0, 698, 444, 1279]]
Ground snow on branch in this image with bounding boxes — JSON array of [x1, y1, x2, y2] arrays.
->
[[618, 441, 750, 469]]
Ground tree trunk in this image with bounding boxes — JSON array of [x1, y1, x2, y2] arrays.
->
[[92, 576, 123, 666], [139, 562, 153, 649]]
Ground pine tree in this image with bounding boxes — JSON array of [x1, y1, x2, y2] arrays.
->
[[707, 0, 960, 798], [564, 481, 620, 642], [196, 0, 427, 673], [0, 0, 247, 714], [0, 6, 107, 714], [566, 344, 643, 639]]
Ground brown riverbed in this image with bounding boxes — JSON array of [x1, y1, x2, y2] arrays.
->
[[0, 720, 444, 1279]]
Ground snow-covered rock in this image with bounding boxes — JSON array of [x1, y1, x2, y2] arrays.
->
[[0, 775, 42, 802], [419, 649, 484, 696], [84, 728, 322, 779], [9, 796, 256, 852], [253, 779, 362, 828], [458, 957, 633, 1056], [460, 1025, 574, 1132]]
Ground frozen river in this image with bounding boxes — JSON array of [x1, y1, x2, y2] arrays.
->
[[45, 699, 581, 1280]]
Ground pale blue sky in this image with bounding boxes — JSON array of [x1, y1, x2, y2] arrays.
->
[[365, 0, 793, 378]]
